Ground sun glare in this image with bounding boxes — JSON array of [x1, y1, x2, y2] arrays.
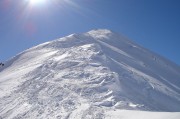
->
[[29, 0, 46, 5]]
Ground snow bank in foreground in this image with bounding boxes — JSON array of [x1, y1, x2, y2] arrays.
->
[[105, 110, 180, 119]]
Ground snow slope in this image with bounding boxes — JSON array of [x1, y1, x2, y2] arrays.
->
[[0, 29, 180, 119]]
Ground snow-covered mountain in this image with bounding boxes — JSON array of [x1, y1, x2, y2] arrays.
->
[[0, 29, 180, 119]]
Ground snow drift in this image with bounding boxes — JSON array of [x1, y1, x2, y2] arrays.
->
[[0, 29, 180, 118]]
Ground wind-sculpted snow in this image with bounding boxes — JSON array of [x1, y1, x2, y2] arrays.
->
[[0, 29, 180, 118]]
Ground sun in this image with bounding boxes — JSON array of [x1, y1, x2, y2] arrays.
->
[[29, 0, 47, 5]]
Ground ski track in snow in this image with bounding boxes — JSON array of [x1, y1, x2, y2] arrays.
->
[[0, 29, 180, 119]]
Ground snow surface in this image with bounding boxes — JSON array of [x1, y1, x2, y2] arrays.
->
[[0, 29, 180, 119]]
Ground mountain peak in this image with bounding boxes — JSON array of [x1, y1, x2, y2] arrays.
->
[[88, 29, 113, 34], [0, 29, 180, 118], [87, 29, 114, 39]]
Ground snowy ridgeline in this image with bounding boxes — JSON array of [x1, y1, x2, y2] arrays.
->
[[0, 29, 180, 119]]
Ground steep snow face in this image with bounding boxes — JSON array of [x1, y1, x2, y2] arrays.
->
[[0, 29, 180, 118]]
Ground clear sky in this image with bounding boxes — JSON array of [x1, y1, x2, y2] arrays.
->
[[0, 0, 180, 65]]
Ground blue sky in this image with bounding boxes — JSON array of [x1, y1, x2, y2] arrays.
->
[[0, 0, 180, 65]]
